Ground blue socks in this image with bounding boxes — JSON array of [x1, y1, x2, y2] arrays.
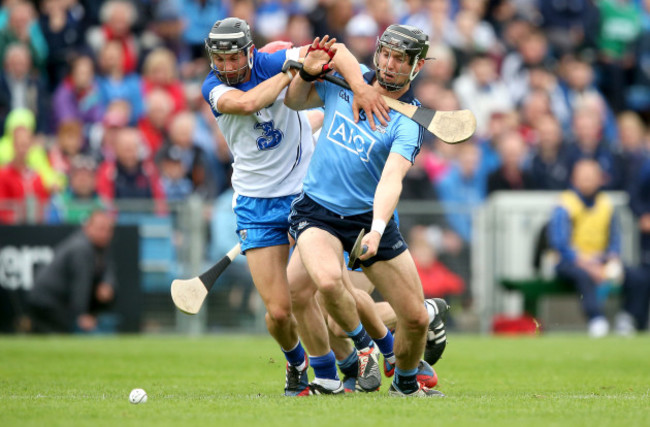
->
[[282, 341, 306, 367], [310, 351, 339, 381], [394, 367, 419, 394], [336, 349, 359, 378], [345, 322, 373, 350], [374, 328, 395, 363]]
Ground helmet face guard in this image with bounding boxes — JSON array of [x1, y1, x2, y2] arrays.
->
[[205, 18, 254, 85], [373, 25, 429, 92]]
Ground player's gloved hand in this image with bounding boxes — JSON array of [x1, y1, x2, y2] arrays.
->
[[301, 35, 336, 81], [352, 84, 390, 131]]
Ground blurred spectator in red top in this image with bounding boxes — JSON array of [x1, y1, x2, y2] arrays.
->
[[141, 47, 186, 114], [96, 127, 165, 203], [0, 121, 49, 223], [87, 0, 141, 74], [52, 54, 104, 135], [409, 226, 465, 300]]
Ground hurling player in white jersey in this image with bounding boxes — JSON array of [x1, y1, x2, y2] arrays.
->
[[285, 25, 445, 397], [200, 17, 390, 396]]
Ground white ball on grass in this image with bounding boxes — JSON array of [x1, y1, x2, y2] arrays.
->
[[129, 388, 148, 404]]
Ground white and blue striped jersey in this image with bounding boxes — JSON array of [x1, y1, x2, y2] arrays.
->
[[302, 65, 424, 216], [201, 48, 313, 198]]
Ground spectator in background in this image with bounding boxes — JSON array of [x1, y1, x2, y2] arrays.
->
[[87, 0, 141, 75], [0, 0, 48, 75], [453, 53, 513, 138], [558, 54, 617, 140], [596, 0, 641, 112], [539, 0, 599, 55], [156, 111, 216, 200], [96, 127, 165, 204], [614, 111, 649, 195], [48, 155, 104, 224], [344, 14, 378, 65], [403, 0, 454, 46], [38, 0, 87, 90], [566, 107, 621, 190], [52, 54, 104, 134], [0, 115, 49, 224], [87, 99, 130, 162], [0, 43, 50, 134], [501, 29, 551, 105], [528, 114, 571, 190], [447, 6, 501, 62], [0, 108, 61, 192], [47, 119, 84, 184], [628, 156, 650, 329], [28, 209, 117, 333], [96, 40, 144, 124], [141, 47, 186, 114], [547, 159, 648, 337], [418, 42, 456, 88], [158, 144, 192, 201], [487, 130, 535, 194], [408, 226, 465, 301], [283, 12, 314, 47], [138, 88, 174, 160]]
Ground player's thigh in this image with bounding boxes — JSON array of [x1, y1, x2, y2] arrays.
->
[[246, 244, 291, 308], [296, 227, 345, 289], [363, 250, 424, 320]]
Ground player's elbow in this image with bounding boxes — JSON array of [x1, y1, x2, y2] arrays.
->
[[238, 99, 260, 115], [284, 96, 300, 110]]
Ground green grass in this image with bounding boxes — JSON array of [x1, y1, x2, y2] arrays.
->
[[1, 334, 649, 427]]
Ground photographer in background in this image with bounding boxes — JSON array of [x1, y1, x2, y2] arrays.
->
[[28, 209, 118, 333]]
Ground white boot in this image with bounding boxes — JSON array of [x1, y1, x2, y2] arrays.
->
[[614, 312, 636, 336]]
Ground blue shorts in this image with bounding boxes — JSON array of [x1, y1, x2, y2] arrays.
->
[[234, 194, 297, 253], [289, 193, 407, 268]]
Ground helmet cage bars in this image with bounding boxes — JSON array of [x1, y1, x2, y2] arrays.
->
[[205, 18, 254, 85], [373, 25, 429, 92]]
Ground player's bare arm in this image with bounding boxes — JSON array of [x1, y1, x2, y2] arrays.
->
[[216, 71, 293, 115], [359, 152, 412, 261]]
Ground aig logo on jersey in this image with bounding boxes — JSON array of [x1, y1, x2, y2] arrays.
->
[[326, 111, 376, 162]]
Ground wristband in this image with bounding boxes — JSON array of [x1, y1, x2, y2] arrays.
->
[[299, 66, 321, 82], [284, 70, 294, 82], [371, 219, 386, 237]]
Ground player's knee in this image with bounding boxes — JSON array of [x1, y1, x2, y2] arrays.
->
[[313, 272, 344, 298], [266, 305, 292, 324], [400, 306, 429, 334], [289, 285, 315, 307]]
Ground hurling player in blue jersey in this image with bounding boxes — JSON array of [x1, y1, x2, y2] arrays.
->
[[201, 17, 390, 396], [285, 25, 444, 397]]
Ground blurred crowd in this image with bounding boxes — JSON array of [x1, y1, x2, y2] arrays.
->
[[1, 0, 650, 311]]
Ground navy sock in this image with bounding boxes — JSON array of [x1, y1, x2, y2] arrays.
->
[[374, 328, 395, 360], [394, 367, 419, 394], [309, 351, 339, 381], [345, 323, 373, 350], [336, 349, 359, 378], [282, 341, 305, 367]]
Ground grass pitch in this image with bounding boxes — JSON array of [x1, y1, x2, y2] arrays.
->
[[1, 334, 649, 427]]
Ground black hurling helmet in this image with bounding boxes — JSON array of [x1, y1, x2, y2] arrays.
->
[[373, 24, 429, 92], [205, 17, 254, 85]]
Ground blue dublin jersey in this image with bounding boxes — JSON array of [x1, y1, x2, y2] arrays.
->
[[302, 65, 424, 216]]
